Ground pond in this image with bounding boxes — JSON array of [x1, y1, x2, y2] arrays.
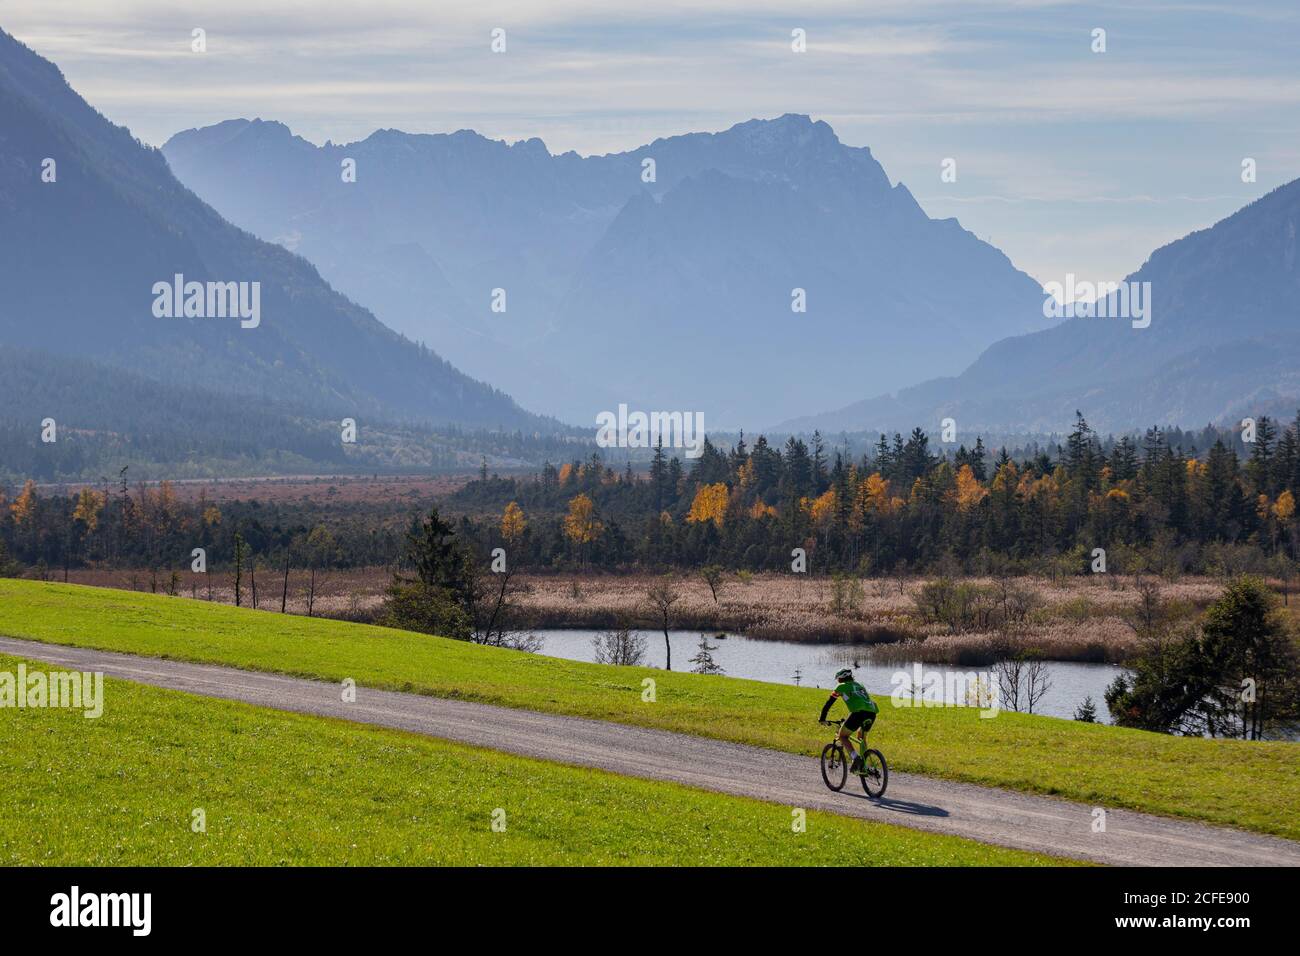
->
[[532, 628, 1126, 722]]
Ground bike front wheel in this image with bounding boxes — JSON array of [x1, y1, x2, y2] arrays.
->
[[859, 749, 888, 798], [820, 742, 847, 792]]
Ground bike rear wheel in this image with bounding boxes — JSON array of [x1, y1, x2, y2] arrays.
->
[[820, 742, 847, 792], [859, 748, 888, 798]]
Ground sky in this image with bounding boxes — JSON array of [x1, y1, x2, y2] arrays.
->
[[5, 0, 1299, 288]]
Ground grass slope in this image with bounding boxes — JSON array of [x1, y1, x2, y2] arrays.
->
[[0, 652, 1059, 866], [1, 580, 1297, 840]]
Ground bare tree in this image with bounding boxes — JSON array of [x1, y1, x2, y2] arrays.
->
[[593, 626, 647, 666], [1023, 653, 1054, 714], [994, 655, 1025, 713], [893, 560, 910, 596], [280, 546, 292, 613], [304, 525, 337, 617], [645, 576, 682, 671], [701, 565, 725, 604], [233, 531, 247, 608], [466, 559, 532, 648], [1124, 576, 1167, 639], [994, 648, 1054, 714]]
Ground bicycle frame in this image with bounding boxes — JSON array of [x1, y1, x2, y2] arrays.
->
[[827, 718, 869, 759]]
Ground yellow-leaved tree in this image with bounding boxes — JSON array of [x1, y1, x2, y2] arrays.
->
[[736, 458, 756, 491], [854, 472, 891, 518], [686, 482, 728, 528], [9, 479, 37, 525], [501, 501, 527, 544], [72, 488, 105, 532], [809, 488, 837, 529], [563, 493, 603, 567], [991, 460, 1018, 496], [954, 464, 988, 512]]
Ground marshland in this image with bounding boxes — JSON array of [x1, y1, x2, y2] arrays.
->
[[46, 565, 1237, 666]]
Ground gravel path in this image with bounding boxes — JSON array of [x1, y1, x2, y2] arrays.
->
[[3, 634, 1297, 866]]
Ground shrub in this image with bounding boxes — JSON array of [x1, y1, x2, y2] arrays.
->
[[379, 581, 471, 640]]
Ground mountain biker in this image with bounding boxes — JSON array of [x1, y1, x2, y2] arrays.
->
[[819, 667, 879, 773]]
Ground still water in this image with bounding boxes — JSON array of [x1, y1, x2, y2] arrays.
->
[[533, 628, 1125, 722]]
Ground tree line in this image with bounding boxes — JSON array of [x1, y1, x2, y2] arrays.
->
[[449, 413, 1300, 577], [7, 412, 1300, 581]]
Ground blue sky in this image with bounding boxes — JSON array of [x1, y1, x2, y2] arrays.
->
[[6, 0, 1298, 288]]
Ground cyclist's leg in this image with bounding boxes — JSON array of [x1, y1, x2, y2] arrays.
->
[[843, 711, 867, 761], [837, 724, 855, 756], [856, 712, 877, 770]]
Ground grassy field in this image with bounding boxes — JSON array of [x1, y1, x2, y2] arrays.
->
[[1, 579, 1297, 841], [0, 651, 1060, 866]]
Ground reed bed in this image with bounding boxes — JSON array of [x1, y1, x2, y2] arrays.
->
[[44, 567, 1234, 663]]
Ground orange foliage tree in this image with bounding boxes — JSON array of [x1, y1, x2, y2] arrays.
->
[[563, 493, 603, 566], [9, 480, 37, 525], [954, 464, 989, 512], [686, 482, 729, 528], [501, 501, 527, 544]]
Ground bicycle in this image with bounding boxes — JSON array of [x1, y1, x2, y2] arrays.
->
[[820, 718, 888, 798]]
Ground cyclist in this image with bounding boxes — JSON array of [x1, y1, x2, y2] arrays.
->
[[819, 667, 879, 773]]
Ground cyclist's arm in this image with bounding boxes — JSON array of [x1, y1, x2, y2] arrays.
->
[[819, 692, 839, 722]]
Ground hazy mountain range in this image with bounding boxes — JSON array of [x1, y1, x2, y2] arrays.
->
[[0, 27, 546, 439], [4, 21, 1297, 463], [780, 178, 1300, 435], [162, 114, 1054, 428]]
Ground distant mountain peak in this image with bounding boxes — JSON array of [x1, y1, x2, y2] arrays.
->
[[158, 108, 1047, 426], [509, 135, 550, 157], [724, 113, 839, 149], [245, 117, 293, 136]]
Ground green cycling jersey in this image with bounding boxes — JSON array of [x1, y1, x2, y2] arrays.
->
[[819, 680, 879, 723]]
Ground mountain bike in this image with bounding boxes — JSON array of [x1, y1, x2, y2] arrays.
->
[[820, 718, 888, 798]]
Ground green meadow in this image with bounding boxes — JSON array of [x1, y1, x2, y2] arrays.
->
[[1, 579, 1297, 840], [0, 652, 1062, 866]]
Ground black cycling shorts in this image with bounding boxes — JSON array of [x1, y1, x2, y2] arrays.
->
[[843, 709, 875, 733]]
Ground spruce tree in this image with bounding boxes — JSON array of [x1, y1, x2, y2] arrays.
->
[[1247, 415, 1277, 495], [812, 431, 830, 493], [971, 436, 988, 481], [1073, 696, 1098, 722], [689, 634, 724, 675]]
